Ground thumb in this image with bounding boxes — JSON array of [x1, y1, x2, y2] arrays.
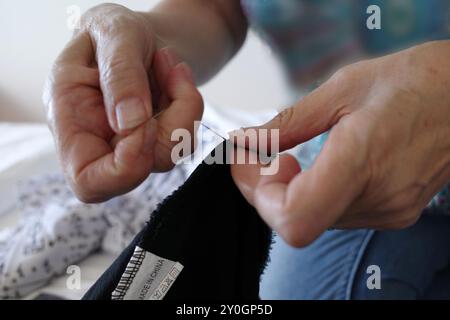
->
[[96, 29, 154, 134], [231, 77, 348, 152], [253, 127, 366, 247]]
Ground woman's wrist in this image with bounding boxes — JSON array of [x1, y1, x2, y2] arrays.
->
[[141, 1, 247, 85]]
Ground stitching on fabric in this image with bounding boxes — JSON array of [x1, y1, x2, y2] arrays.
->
[[111, 246, 146, 300]]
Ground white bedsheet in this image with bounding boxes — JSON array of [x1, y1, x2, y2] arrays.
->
[[0, 123, 58, 220]]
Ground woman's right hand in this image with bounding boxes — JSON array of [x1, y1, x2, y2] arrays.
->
[[43, 4, 204, 203]]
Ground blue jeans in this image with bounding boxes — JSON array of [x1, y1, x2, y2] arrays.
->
[[260, 214, 450, 300]]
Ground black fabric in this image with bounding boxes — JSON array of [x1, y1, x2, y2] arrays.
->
[[83, 142, 272, 300]]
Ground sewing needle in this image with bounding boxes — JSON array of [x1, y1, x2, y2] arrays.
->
[[200, 123, 227, 141], [153, 108, 227, 141]]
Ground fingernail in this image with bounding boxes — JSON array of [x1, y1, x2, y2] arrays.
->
[[161, 47, 179, 68], [177, 62, 195, 83], [116, 98, 147, 131], [142, 118, 157, 155]]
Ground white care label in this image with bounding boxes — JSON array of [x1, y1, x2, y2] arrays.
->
[[112, 246, 184, 300]]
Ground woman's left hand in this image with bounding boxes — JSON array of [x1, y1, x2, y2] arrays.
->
[[231, 40, 450, 247]]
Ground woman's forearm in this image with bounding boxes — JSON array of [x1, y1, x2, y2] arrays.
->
[[145, 0, 248, 84]]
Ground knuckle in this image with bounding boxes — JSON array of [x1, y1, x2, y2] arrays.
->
[[100, 60, 142, 104], [330, 66, 353, 84], [101, 54, 132, 80], [328, 121, 370, 181], [43, 64, 75, 107], [50, 87, 76, 113], [277, 107, 295, 127], [328, 62, 364, 87], [275, 107, 297, 147], [82, 3, 128, 26], [101, 49, 144, 81], [84, 4, 143, 35]]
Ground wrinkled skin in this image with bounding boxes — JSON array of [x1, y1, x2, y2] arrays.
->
[[43, 4, 203, 203], [231, 41, 450, 247]]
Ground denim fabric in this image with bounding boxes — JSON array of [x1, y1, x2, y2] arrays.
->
[[352, 214, 450, 299], [260, 229, 373, 299], [260, 214, 450, 300]]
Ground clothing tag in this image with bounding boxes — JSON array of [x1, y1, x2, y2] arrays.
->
[[112, 246, 183, 300]]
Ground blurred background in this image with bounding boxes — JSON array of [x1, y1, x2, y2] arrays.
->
[[0, 0, 290, 122]]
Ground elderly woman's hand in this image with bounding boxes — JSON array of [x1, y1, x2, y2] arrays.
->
[[43, 4, 203, 203], [231, 40, 450, 247]]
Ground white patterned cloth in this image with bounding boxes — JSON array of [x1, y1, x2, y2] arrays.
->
[[0, 168, 189, 299]]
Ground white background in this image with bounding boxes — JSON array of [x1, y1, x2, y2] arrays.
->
[[0, 0, 290, 122]]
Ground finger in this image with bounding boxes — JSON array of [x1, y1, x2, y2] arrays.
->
[[253, 126, 367, 247], [94, 27, 153, 133], [66, 119, 157, 203], [230, 73, 351, 152], [231, 152, 301, 206], [44, 33, 100, 110], [153, 62, 204, 171], [152, 48, 181, 114], [56, 32, 95, 66]]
